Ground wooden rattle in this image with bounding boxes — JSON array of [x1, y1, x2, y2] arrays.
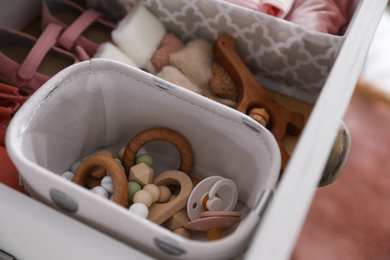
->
[[122, 128, 193, 176], [184, 211, 241, 241], [147, 170, 193, 225], [213, 33, 305, 170], [73, 154, 128, 207]]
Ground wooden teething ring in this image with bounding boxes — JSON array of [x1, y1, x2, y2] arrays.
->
[[122, 128, 193, 176], [73, 154, 128, 207]]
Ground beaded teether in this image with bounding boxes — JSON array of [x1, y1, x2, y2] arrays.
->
[[73, 154, 128, 207], [147, 170, 193, 225], [122, 128, 193, 176]]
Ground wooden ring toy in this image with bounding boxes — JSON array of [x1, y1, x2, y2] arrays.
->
[[123, 128, 193, 176], [73, 154, 128, 207]]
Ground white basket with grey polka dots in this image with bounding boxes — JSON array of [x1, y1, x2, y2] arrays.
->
[[6, 59, 281, 260]]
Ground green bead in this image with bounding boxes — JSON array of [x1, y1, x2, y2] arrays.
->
[[128, 181, 142, 200], [135, 154, 153, 168], [113, 153, 120, 159]]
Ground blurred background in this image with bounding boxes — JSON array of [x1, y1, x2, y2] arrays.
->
[[292, 4, 390, 260]]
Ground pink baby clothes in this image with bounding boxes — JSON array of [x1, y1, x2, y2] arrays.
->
[[285, 0, 352, 35], [222, 0, 261, 11], [0, 83, 28, 194], [258, 0, 295, 18], [223, 0, 294, 18]]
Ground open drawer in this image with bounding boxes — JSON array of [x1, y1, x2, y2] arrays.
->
[[245, 0, 388, 259], [1, 0, 388, 259]]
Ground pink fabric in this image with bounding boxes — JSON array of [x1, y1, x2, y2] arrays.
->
[[223, 0, 294, 18], [0, 83, 27, 194], [223, 0, 261, 11], [58, 9, 103, 50], [259, 0, 294, 18], [0, 26, 80, 93], [18, 23, 63, 80], [285, 0, 352, 34], [0, 147, 25, 194], [223, 0, 352, 34], [42, 0, 116, 57]]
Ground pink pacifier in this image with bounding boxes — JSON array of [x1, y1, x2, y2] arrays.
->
[[187, 176, 238, 220]]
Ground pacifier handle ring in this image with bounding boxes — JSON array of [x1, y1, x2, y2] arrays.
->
[[122, 128, 193, 176], [207, 178, 238, 212]]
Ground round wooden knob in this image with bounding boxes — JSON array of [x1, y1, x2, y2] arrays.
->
[[248, 107, 270, 127], [122, 128, 193, 176], [73, 154, 128, 207]]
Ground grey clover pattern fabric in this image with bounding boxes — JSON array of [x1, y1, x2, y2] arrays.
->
[[141, 0, 344, 103]]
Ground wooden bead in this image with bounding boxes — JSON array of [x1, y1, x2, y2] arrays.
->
[[119, 147, 126, 161], [133, 190, 153, 207], [129, 163, 154, 186], [157, 185, 171, 203], [147, 170, 193, 225], [173, 228, 191, 239], [143, 184, 160, 203], [164, 208, 190, 230], [248, 107, 270, 127]]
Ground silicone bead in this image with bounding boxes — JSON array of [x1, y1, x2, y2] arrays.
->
[[135, 154, 154, 168], [129, 203, 149, 218], [128, 181, 142, 200], [101, 176, 114, 194], [119, 147, 126, 161], [70, 161, 82, 173], [143, 184, 160, 203], [91, 186, 109, 199], [133, 190, 153, 207], [61, 171, 74, 181], [115, 158, 123, 165], [157, 185, 171, 203], [135, 147, 148, 158]]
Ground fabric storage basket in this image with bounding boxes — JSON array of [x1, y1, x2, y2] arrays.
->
[[6, 59, 281, 260], [93, 0, 360, 104]]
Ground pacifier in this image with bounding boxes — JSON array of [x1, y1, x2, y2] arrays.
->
[[187, 176, 238, 220]]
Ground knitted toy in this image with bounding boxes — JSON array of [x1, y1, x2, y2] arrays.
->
[[151, 33, 184, 72]]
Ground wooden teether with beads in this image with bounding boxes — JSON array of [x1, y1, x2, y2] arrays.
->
[[73, 154, 128, 207], [147, 170, 193, 225], [213, 33, 305, 170], [122, 128, 193, 176]]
